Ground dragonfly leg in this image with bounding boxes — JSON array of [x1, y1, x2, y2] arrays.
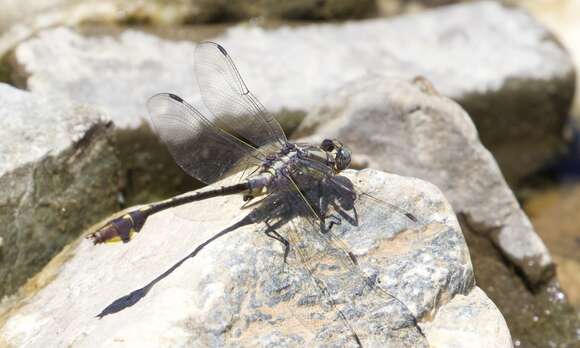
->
[[264, 227, 290, 263], [322, 214, 342, 232]]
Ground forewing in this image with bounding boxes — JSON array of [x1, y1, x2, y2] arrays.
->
[[254, 180, 363, 346], [280, 171, 427, 345], [147, 93, 263, 185], [284, 216, 363, 347], [194, 41, 287, 151]]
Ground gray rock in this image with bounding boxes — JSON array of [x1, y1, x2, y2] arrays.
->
[[297, 75, 552, 286], [4, 1, 573, 183], [295, 75, 580, 345], [421, 287, 512, 348], [0, 0, 373, 60], [5, 27, 208, 207], [0, 83, 120, 299], [0, 169, 510, 347]]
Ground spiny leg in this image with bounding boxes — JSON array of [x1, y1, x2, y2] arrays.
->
[[323, 214, 342, 232], [315, 180, 343, 233], [264, 224, 290, 264]]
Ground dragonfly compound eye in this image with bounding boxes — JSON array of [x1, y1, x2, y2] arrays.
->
[[321, 139, 335, 151], [335, 147, 352, 171]]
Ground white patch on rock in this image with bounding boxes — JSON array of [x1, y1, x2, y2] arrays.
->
[[421, 287, 512, 348]]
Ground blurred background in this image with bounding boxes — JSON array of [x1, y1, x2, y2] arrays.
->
[[0, 0, 578, 347]]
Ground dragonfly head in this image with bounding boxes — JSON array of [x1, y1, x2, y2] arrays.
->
[[321, 139, 352, 172]]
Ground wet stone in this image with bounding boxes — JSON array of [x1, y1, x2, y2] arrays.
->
[[463, 216, 579, 348], [524, 183, 580, 310]]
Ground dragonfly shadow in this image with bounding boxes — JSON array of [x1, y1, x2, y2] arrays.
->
[[95, 216, 253, 319], [96, 176, 360, 319]]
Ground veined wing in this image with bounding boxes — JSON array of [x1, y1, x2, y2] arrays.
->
[[281, 171, 428, 346], [194, 41, 287, 152], [248, 178, 362, 346], [147, 93, 264, 185], [284, 217, 363, 347]]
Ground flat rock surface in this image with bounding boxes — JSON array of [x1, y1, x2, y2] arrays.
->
[[295, 76, 580, 346], [0, 169, 510, 347], [5, 1, 574, 182], [0, 83, 120, 299]]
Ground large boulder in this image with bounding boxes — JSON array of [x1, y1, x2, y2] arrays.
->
[[0, 169, 510, 347], [3, 1, 573, 184], [0, 83, 120, 300], [3, 27, 206, 206], [295, 75, 579, 346]]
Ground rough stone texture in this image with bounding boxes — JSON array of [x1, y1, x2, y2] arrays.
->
[[421, 287, 512, 348], [0, 170, 510, 347], [4, 27, 207, 206], [4, 27, 302, 131], [295, 76, 579, 346], [0, 83, 121, 300], [297, 76, 553, 283]]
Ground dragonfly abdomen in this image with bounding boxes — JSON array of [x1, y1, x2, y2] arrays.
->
[[88, 182, 250, 244]]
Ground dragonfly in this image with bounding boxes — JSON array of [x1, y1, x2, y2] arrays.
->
[[88, 41, 427, 347]]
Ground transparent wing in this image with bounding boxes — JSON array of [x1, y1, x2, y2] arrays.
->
[[194, 41, 287, 152], [279, 171, 427, 346], [284, 217, 363, 347], [248, 179, 362, 346], [147, 93, 263, 185]]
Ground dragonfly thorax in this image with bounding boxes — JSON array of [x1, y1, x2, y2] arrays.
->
[[245, 147, 303, 199], [245, 139, 352, 200]]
